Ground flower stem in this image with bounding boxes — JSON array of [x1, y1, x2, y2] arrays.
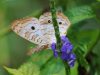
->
[[50, 0, 70, 75], [63, 61, 70, 75], [50, 0, 62, 50]]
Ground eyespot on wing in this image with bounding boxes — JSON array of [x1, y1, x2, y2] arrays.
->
[[39, 12, 71, 26], [11, 17, 39, 34]]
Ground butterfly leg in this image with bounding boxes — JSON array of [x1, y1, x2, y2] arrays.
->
[[27, 45, 49, 56]]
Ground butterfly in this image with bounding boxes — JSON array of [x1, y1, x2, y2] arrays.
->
[[11, 12, 71, 55]]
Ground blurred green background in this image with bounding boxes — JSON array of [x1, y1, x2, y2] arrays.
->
[[0, 0, 100, 75]]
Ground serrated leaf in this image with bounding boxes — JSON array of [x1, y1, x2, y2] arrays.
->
[[68, 28, 99, 69], [4, 66, 23, 75], [74, 49, 88, 69], [66, 5, 95, 24], [69, 29, 100, 55], [18, 62, 40, 75], [4, 62, 40, 75]]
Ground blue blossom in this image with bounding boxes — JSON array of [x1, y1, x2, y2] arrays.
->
[[61, 36, 69, 43], [61, 42, 73, 53], [51, 43, 56, 50], [61, 52, 70, 61], [61, 51, 76, 67], [69, 53, 76, 60], [51, 36, 76, 67], [68, 59, 75, 67], [53, 50, 58, 57], [51, 43, 58, 57], [68, 53, 76, 67]]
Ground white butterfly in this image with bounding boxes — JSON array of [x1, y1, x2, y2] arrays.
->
[[11, 12, 71, 55]]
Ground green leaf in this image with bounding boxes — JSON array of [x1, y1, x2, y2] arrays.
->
[[4, 67, 23, 75], [66, 5, 95, 24], [97, 0, 100, 2], [29, 50, 53, 67], [92, 2, 100, 21], [70, 62, 78, 75], [4, 62, 40, 75], [73, 30, 99, 68], [40, 57, 66, 75], [74, 49, 88, 69], [40, 57, 78, 75]]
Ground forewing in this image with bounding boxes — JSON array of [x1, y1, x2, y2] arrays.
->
[[11, 17, 43, 45]]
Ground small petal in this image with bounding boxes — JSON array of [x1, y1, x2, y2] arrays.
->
[[54, 50, 58, 57], [64, 42, 73, 53], [51, 43, 56, 51], [69, 53, 76, 60], [61, 36, 69, 43], [61, 52, 70, 61], [61, 43, 67, 52], [61, 42, 73, 53], [68, 60, 75, 67], [68, 53, 76, 67], [61, 52, 67, 60]]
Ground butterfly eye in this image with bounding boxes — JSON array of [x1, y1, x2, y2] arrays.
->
[[31, 26, 35, 30], [48, 20, 51, 23], [59, 22, 62, 24]]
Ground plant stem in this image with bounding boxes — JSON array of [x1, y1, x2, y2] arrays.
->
[[50, 0, 62, 50], [63, 61, 70, 75], [50, 0, 70, 75]]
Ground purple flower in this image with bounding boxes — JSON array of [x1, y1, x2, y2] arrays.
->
[[61, 52, 76, 67], [61, 36, 69, 43], [61, 36, 73, 53], [51, 43, 58, 57], [53, 50, 58, 57], [68, 53, 76, 67], [51, 43, 56, 50], [61, 42, 73, 53], [68, 60, 75, 67], [69, 53, 76, 60], [50, 36, 76, 67], [61, 52, 70, 61]]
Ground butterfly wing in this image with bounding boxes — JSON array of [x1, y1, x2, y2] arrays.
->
[[39, 12, 71, 44], [11, 12, 71, 54], [11, 17, 47, 45]]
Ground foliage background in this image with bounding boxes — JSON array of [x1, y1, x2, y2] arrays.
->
[[0, 0, 100, 75]]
